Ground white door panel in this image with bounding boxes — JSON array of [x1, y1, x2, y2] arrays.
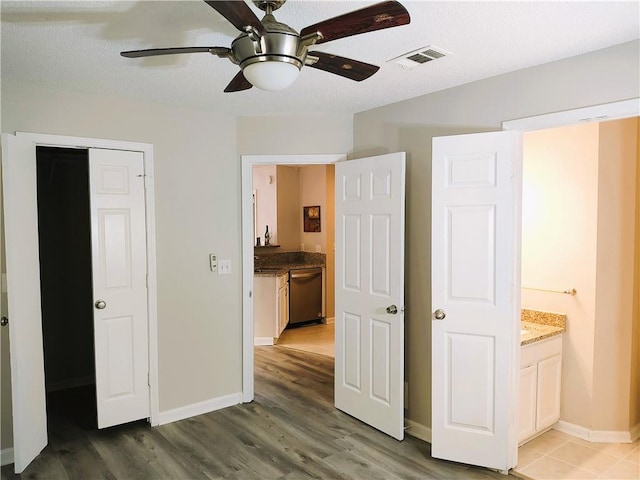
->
[[1, 134, 48, 473], [89, 148, 150, 429], [432, 131, 521, 471], [335, 152, 405, 440]]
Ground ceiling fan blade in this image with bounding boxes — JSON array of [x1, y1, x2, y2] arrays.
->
[[224, 71, 253, 92], [301, 0, 409, 45], [307, 51, 379, 82], [121, 47, 230, 58], [204, 0, 264, 34]]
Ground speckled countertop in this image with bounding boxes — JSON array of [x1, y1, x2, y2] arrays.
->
[[254, 251, 325, 277], [254, 263, 324, 277], [521, 309, 566, 346]]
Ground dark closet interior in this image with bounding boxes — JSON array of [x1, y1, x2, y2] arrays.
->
[[36, 146, 96, 429]]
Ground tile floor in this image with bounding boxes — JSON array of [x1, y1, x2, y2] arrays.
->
[[512, 429, 639, 480], [275, 322, 335, 358]]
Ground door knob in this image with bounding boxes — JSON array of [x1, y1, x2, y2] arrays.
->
[[95, 300, 107, 310], [386, 305, 398, 314], [1, 316, 8, 326], [434, 309, 446, 320]]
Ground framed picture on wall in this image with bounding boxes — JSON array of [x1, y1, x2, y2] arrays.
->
[[303, 205, 321, 232]]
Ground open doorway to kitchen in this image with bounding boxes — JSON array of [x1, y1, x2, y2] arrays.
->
[[252, 163, 336, 358], [241, 154, 345, 403]]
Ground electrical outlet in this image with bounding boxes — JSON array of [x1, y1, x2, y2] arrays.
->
[[315, 245, 321, 253], [209, 254, 217, 272], [218, 259, 232, 275]]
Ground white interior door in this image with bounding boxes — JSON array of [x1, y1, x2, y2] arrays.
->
[[431, 131, 522, 471], [334, 152, 406, 440], [89, 148, 150, 429], [1, 134, 48, 473]]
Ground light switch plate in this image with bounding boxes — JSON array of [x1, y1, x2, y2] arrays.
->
[[218, 259, 232, 275]]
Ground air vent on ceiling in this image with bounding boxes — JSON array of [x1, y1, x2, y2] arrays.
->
[[389, 46, 452, 69]]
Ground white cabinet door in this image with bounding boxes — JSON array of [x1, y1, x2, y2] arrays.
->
[[335, 152, 406, 440], [518, 364, 538, 443], [89, 148, 150, 429], [278, 284, 289, 335], [536, 354, 562, 430], [432, 132, 521, 471]]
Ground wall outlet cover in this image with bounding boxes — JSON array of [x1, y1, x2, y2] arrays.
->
[[218, 259, 232, 275]]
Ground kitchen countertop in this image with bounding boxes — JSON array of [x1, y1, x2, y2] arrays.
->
[[520, 309, 566, 346], [254, 263, 324, 277]]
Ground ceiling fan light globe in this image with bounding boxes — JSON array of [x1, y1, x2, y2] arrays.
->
[[243, 61, 300, 91]]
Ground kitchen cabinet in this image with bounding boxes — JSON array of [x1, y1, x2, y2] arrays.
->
[[254, 272, 289, 345], [277, 276, 289, 336], [518, 334, 563, 444]]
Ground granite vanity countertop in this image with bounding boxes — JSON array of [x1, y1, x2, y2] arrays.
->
[[520, 309, 566, 346]]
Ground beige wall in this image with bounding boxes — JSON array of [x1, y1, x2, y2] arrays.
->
[[592, 118, 638, 431], [276, 166, 301, 251], [522, 119, 639, 433], [353, 40, 640, 431], [521, 123, 600, 429], [253, 165, 277, 245], [300, 165, 328, 253], [1, 82, 242, 450], [633, 118, 640, 432], [325, 165, 335, 320], [237, 115, 353, 156]]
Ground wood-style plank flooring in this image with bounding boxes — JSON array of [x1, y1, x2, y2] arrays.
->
[[2, 347, 510, 479]]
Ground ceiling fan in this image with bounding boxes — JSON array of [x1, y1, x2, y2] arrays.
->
[[120, 0, 410, 92]]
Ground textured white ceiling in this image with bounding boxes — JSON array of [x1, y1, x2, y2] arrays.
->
[[2, 1, 639, 116]]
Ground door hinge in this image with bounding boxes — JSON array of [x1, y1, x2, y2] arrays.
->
[[148, 372, 151, 387], [146, 274, 149, 288]]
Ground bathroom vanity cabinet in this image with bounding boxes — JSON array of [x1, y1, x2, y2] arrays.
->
[[518, 334, 563, 444]]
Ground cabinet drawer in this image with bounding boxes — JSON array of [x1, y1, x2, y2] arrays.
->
[[521, 335, 562, 367]]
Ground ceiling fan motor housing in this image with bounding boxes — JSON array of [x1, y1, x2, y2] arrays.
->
[[231, 15, 304, 71]]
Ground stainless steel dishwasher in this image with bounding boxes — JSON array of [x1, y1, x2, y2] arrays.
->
[[289, 268, 323, 325]]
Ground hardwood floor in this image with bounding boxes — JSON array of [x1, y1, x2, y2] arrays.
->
[[2, 347, 510, 479]]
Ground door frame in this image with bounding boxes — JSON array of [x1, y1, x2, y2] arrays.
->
[[241, 154, 345, 402], [2, 131, 160, 425]]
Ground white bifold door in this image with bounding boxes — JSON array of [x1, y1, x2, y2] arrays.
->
[[334, 152, 406, 440], [431, 131, 522, 472], [89, 148, 150, 429], [2, 136, 150, 473]]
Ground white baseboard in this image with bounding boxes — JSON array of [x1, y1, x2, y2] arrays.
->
[[46, 375, 95, 392], [1, 448, 14, 467], [554, 420, 636, 443], [155, 392, 243, 426], [405, 418, 432, 444], [254, 337, 274, 346]]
